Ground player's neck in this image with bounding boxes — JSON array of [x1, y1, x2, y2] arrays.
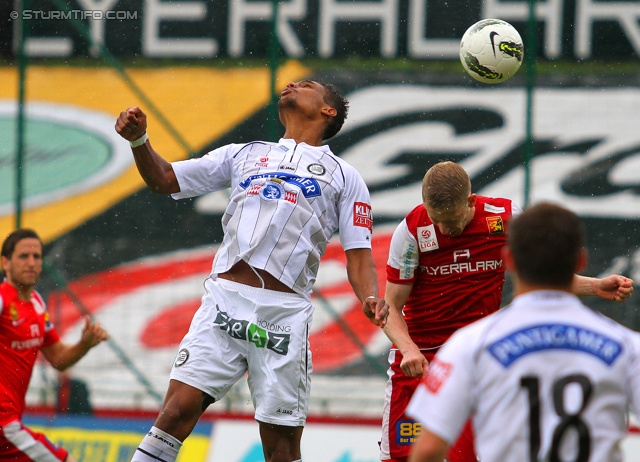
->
[[281, 127, 324, 147], [280, 111, 326, 146], [10, 281, 34, 301], [513, 280, 573, 297]]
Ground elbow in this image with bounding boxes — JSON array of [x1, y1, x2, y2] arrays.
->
[[51, 361, 71, 372], [148, 184, 173, 195], [145, 179, 180, 195]]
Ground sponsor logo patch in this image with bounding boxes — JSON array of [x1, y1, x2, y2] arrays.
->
[[484, 203, 506, 214], [486, 216, 504, 235], [488, 324, 623, 367], [417, 225, 439, 252], [260, 181, 285, 201], [353, 202, 373, 232], [174, 348, 189, 367], [395, 419, 422, 446], [307, 163, 326, 175], [424, 358, 452, 393], [9, 303, 18, 320], [240, 172, 321, 198], [214, 306, 291, 355]]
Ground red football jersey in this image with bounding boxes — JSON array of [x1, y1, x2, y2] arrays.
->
[[0, 281, 60, 426], [386, 196, 515, 349]]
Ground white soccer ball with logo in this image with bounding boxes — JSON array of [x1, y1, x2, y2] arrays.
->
[[459, 19, 524, 84]]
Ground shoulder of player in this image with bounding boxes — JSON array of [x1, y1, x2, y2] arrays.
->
[[588, 308, 640, 348], [197, 141, 273, 159], [475, 196, 514, 213], [229, 141, 273, 157], [0, 281, 17, 306], [404, 203, 430, 225], [31, 290, 46, 308]]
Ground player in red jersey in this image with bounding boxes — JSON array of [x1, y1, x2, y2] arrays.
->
[[0, 229, 109, 462], [379, 161, 633, 462]]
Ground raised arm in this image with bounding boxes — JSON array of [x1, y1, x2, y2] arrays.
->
[[383, 280, 428, 378], [345, 248, 389, 328], [572, 274, 634, 301], [114, 107, 179, 194], [40, 315, 109, 371]]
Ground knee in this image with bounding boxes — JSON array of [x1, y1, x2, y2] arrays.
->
[[158, 403, 184, 425], [155, 398, 200, 438], [262, 432, 302, 461]]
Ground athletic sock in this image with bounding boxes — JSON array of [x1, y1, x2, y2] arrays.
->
[[131, 426, 182, 462]]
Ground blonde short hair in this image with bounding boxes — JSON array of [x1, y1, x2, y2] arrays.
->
[[422, 161, 471, 210]]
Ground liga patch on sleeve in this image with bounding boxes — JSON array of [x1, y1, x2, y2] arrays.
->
[[353, 202, 373, 232]]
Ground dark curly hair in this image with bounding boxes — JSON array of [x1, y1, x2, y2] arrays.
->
[[317, 81, 349, 141]]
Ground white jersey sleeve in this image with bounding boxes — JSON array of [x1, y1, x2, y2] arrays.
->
[[386, 218, 419, 280], [337, 162, 373, 251], [627, 333, 640, 419], [512, 202, 523, 216], [170, 144, 240, 199]]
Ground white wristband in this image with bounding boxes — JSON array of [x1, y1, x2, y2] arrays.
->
[[366, 295, 377, 300], [129, 132, 148, 148]]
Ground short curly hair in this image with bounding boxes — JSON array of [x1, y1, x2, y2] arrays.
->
[[422, 161, 471, 211], [317, 81, 349, 141]]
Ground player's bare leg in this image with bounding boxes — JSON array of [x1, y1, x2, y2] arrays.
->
[[258, 420, 304, 462], [131, 379, 212, 462], [153, 379, 212, 440]]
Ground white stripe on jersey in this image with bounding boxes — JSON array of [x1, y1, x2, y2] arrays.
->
[[171, 138, 373, 298], [3, 421, 62, 462]]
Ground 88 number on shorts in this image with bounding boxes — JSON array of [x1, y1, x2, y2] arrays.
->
[[396, 419, 422, 445]]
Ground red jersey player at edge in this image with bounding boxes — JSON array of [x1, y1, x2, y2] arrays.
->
[[406, 202, 640, 462], [115, 80, 389, 462], [0, 228, 109, 462], [379, 161, 633, 462]]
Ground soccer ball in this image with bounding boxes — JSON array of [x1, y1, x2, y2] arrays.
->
[[459, 19, 524, 84]]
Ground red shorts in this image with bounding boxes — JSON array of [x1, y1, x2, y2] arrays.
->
[[1, 420, 68, 461], [380, 350, 477, 462]]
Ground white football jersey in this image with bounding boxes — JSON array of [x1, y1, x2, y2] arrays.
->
[[406, 290, 640, 462], [171, 138, 373, 298]]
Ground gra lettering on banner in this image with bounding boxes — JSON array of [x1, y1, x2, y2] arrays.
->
[[14, 0, 640, 59]]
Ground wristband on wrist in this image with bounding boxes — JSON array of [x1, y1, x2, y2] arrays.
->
[[130, 132, 148, 148], [366, 295, 377, 300]]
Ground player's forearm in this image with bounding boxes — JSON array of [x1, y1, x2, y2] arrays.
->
[[384, 309, 418, 353], [571, 275, 598, 297], [345, 248, 379, 301], [131, 141, 180, 194], [43, 342, 93, 371]]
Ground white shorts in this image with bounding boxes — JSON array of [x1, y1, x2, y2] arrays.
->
[[170, 277, 313, 426]]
